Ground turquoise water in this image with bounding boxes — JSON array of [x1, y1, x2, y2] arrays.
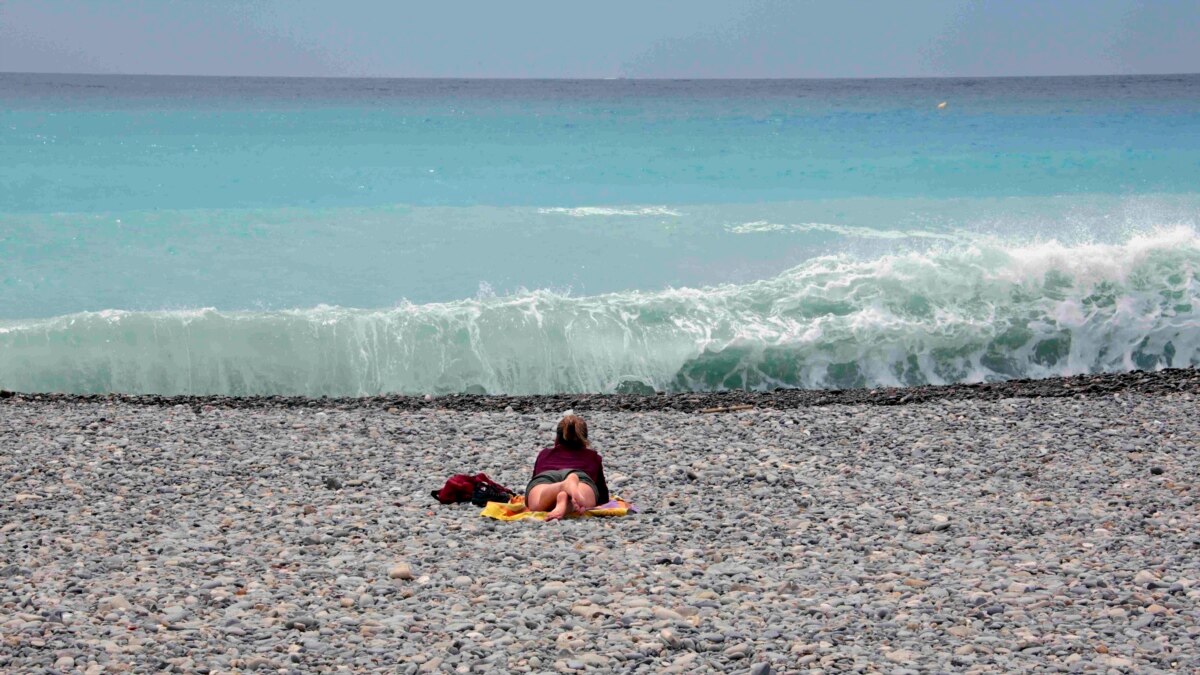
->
[[2, 74, 1199, 395]]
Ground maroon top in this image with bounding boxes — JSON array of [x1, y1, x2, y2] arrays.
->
[[531, 443, 610, 504]]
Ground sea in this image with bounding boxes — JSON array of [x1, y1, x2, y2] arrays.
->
[[2, 73, 1199, 396]]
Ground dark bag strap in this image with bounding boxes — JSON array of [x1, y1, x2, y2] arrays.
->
[[474, 473, 515, 497]]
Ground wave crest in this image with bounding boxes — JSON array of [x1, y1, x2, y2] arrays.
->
[[2, 227, 1197, 396]]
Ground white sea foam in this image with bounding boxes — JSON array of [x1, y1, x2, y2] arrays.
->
[[538, 206, 684, 217], [1, 227, 1197, 396], [725, 220, 968, 241]]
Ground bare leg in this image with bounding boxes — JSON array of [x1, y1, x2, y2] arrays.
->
[[562, 473, 597, 513], [527, 481, 567, 512], [544, 491, 571, 521], [527, 474, 595, 521]]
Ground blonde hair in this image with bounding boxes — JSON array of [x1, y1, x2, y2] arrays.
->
[[555, 414, 589, 449]]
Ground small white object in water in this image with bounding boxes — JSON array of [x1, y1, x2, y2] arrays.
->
[[937, 101, 948, 109]]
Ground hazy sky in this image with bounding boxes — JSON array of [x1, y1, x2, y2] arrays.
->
[[2, 0, 1198, 78]]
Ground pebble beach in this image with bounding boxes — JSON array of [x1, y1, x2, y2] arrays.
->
[[2, 370, 1199, 673]]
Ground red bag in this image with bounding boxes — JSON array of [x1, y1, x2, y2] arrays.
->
[[431, 473, 515, 505]]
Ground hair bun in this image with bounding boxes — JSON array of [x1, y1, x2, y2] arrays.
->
[[555, 414, 589, 449]]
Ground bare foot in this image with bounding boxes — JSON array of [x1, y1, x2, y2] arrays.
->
[[566, 481, 596, 513], [544, 491, 570, 522], [564, 474, 596, 514]]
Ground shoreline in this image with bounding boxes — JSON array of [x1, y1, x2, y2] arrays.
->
[[3, 366, 1197, 413]]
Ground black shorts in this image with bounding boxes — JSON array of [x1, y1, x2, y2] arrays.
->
[[525, 469, 599, 498]]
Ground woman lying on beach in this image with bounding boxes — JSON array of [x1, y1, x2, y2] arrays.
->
[[526, 414, 610, 521]]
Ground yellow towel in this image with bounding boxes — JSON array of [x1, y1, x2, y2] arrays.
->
[[480, 495, 633, 521]]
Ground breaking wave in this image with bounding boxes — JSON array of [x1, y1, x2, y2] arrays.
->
[[1, 227, 1197, 396]]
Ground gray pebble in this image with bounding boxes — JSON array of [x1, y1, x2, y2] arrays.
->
[[0, 391, 1197, 673]]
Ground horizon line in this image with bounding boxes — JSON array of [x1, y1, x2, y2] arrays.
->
[[3, 69, 1199, 82]]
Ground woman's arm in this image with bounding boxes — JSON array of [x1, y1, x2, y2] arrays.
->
[[594, 462, 610, 505]]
